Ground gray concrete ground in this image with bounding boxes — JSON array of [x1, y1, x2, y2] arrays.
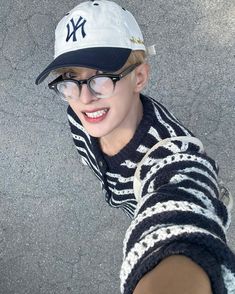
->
[[0, 0, 235, 293]]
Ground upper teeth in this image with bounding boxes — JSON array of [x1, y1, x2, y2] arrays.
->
[[85, 109, 108, 118]]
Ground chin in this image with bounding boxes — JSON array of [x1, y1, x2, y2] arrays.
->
[[84, 127, 108, 138], [81, 118, 115, 138]]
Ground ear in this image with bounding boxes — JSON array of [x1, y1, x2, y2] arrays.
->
[[133, 63, 150, 93]]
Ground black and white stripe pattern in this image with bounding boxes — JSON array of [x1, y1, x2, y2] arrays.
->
[[120, 137, 235, 294], [67, 94, 235, 293], [67, 94, 194, 217]]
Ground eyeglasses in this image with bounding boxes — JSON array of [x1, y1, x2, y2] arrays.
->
[[48, 63, 140, 101]]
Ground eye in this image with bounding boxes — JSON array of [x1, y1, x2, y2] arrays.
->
[[63, 72, 77, 79], [96, 70, 105, 75]]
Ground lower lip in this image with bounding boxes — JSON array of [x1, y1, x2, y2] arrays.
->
[[83, 110, 109, 123]]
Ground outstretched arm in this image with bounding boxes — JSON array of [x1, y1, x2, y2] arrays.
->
[[120, 136, 235, 294]]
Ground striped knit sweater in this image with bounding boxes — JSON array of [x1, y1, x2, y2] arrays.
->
[[67, 94, 235, 294]]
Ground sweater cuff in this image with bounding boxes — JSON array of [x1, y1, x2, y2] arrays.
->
[[122, 242, 226, 294]]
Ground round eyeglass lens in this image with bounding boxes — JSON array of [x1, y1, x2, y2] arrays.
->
[[57, 81, 79, 101], [89, 77, 115, 99]]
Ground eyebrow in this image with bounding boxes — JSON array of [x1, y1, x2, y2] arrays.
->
[[61, 69, 109, 80]]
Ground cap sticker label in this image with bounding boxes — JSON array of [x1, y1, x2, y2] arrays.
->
[[66, 17, 87, 42]]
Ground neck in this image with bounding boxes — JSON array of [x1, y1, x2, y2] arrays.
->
[[99, 97, 143, 156]]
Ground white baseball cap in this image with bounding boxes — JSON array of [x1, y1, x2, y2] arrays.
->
[[35, 0, 146, 84]]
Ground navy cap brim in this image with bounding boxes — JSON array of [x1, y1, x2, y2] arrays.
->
[[35, 47, 131, 85]]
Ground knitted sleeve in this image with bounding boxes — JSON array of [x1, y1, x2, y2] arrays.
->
[[120, 136, 235, 294]]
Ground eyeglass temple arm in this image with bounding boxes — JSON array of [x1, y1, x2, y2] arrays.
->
[[48, 75, 64, 88]]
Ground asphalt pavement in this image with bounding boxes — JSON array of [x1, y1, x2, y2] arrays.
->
[[0, 0, 235, 293]]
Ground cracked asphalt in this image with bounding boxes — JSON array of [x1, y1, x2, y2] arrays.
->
[[0, 0, 235, 293]]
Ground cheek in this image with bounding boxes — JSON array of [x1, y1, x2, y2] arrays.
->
[[111, 81, 135, 107], [109, 95, 133, 121], [112, 82, 134, 106], [68, 101, 83, 119]]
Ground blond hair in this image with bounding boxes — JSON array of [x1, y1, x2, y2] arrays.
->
[[124, 50, 147, 66]]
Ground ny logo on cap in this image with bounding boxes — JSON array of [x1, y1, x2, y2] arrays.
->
[[66, 17, 87, 42]]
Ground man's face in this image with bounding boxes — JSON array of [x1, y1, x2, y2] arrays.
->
[[65, 65, 143, 141]]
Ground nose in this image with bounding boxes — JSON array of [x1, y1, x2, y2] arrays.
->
[[78, 84, 98, 105]]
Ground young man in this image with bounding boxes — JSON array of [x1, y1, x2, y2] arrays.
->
[[36, 1, 235, 293]]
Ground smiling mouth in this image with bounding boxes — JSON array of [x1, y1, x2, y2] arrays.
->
[[83, 108, 109, 119]]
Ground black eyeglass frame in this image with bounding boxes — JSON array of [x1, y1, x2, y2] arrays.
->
[[48, 63, 140, 99]]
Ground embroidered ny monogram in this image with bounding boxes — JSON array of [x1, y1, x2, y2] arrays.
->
[[66, 17, 87, 42]]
